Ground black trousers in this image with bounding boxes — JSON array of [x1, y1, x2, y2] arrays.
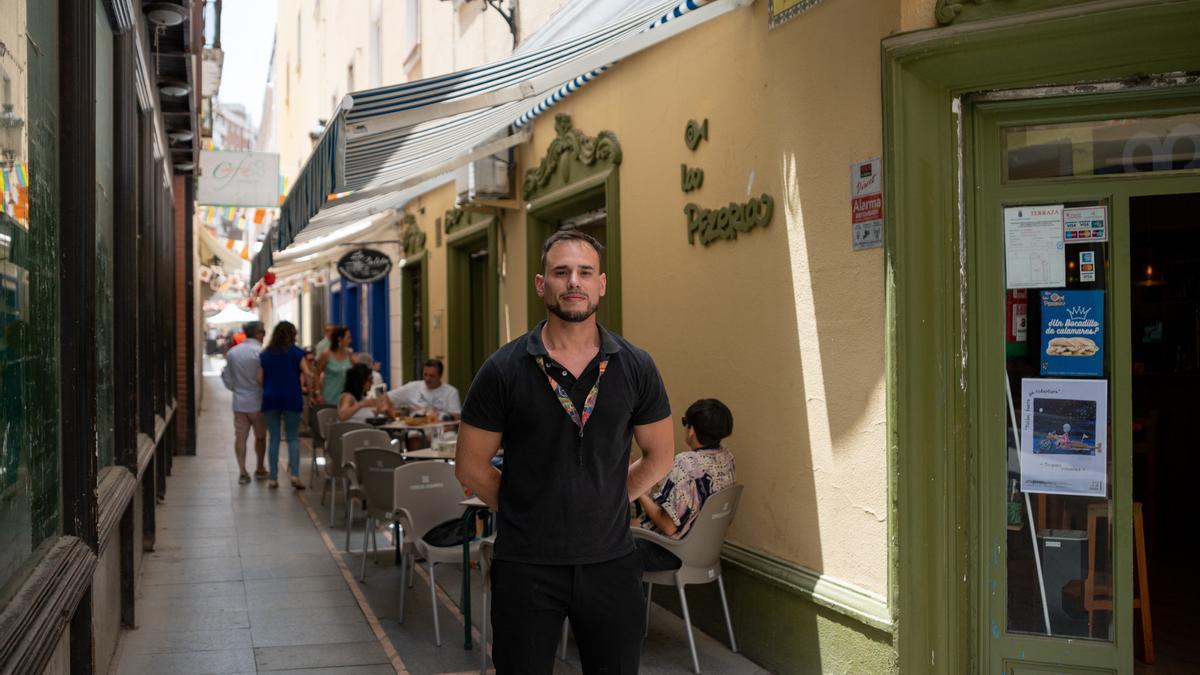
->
[[490, 550, 645, 675]]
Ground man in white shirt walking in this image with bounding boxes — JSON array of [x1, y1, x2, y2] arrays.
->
[[386, 359, 461, 418], [222, 322, 267, 484]]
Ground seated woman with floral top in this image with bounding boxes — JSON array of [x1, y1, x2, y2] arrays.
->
[[635, 398, 736, 571]]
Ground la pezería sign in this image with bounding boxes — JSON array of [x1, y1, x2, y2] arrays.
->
[[337, 248, 393, 284]]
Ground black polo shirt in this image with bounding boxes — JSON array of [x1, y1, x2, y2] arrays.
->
[[461, 320, 671, 565]]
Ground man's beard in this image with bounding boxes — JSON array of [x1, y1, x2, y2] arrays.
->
[[545, 295, 599, 323]]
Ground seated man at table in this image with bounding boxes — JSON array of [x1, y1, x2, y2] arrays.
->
[[634, 398, 736, 571], [385, 358, 461, 419]]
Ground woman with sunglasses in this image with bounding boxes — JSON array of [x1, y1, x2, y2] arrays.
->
[[634, 398, 736, 571]]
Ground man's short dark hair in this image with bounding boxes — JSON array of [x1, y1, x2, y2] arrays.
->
[[683, 399, 734, 448], [423, 358, 444, 376], [540, 229, 605, 273], [244, 321, 264, 337]]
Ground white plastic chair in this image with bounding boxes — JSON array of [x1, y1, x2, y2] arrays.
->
[[631, 484, 744, 675], [393, 461, 481, 646], [319, 420, 370, 526], [352, 448, 407, 580]]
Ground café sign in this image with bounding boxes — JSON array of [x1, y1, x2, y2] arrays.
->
[[337, 248, 392, 284]]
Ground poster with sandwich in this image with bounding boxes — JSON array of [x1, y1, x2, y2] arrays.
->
[[1040, 290, 1104, 377]]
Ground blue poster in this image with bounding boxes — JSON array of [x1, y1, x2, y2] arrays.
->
[[1040, 290, 1104, 376]]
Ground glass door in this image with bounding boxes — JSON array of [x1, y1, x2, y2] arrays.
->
[[970, 88, 1200, 674]]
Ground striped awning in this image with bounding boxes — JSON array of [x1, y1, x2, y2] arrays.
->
[[269, 0, 748, 272]]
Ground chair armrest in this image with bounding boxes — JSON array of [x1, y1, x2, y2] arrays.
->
[[631, 526, 684, 553], [342, 461, 358, 486]]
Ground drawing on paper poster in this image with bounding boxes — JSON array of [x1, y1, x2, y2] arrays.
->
[[1031, 398, 1098, 456], [1020, 378, 1108, 497]]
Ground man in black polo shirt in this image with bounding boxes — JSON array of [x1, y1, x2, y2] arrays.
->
[[456, 230, 675, 674]]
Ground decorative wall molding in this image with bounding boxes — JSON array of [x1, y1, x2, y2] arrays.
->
[[443, 207, 492, 236], [400, 213, 427, 257], [935, 0, 1099, 25], [0, 537, 97, 675], [523, 114, 622, 201], [722, 542, 893, 632]]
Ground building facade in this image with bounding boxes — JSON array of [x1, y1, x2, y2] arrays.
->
[[257, 0, 1200, 672], [0, 1, 203, 673]]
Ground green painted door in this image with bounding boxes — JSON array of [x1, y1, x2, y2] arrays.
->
[[971, 89, 1200, 673]]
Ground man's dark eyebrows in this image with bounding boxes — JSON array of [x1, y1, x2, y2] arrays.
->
[[549, 263, 596, 272]]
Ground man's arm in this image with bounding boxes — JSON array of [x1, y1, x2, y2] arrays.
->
[[455, 422, 503, 508], [628, 417, 675, 501], [637, 494, 679, 536]]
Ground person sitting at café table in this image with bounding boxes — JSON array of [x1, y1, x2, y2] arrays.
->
[[337, 363, 387, 422], [634, 398, 736, 571], [383, 358, 461, 419]]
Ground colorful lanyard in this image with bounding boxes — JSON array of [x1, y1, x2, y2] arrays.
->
[[536, 354, 609, 437]]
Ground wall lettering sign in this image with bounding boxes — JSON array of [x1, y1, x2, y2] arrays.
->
[[680, 164, 704, 192], [684, 119, 709, 151], [685, 195, 775, 246], [680, 118, 775, 245]]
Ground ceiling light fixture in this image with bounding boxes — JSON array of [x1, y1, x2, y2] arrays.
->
[[168, 129, 194, 143], [159, 81, 190, 98], [173, 161, 195, 172], [145, 3, 187, 27]]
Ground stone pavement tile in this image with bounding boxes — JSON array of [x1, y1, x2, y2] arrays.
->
[[137, 591, 248, 614], [135, 605, 251, 632], [116, 627, 253, 655], [136, 580, 245, 599], [257, 667, 395, 675], [244, 574, 349, 596], [147, 538, 240, 560], [241, 588, 359, 611], [236, 535, 328, 557], [156, 524, 242, 540], [253, 641, 389, 671], [247, 604, 364, 628], [241, 553, 340, 580], [249, 620, 376, 648], [115, 647, 257, 675], [141, 556, 244, 585]]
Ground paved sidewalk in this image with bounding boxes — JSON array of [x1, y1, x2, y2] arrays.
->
[[109, 373, 395, 675], [110, 368, 767, 674]]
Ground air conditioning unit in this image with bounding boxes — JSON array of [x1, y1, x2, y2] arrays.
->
[[456, 139, 512, 203]]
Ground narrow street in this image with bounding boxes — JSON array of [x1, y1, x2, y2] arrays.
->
[[109, 368, 763, 674]]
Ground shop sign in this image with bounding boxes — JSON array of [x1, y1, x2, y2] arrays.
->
[[680, 118, 776, 246], [197, 150, 281, 207], [1040, 290, 1104, 377], [685, 196, 775, 246], [769, 0, 827, 29], [1020, 378, 1108, 497], [851, 157, 883, 250], [336, 247, 392, 284]]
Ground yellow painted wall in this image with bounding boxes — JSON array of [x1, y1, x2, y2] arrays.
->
[[512, 0, 907, 595]]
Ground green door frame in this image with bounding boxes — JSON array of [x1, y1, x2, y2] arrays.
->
[[881, 4, 1200, 673], [971, 91, 1200, 672], [399, 252, 429, 384], [523, 113, 623, 333], [446, 211, 498, 394]]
